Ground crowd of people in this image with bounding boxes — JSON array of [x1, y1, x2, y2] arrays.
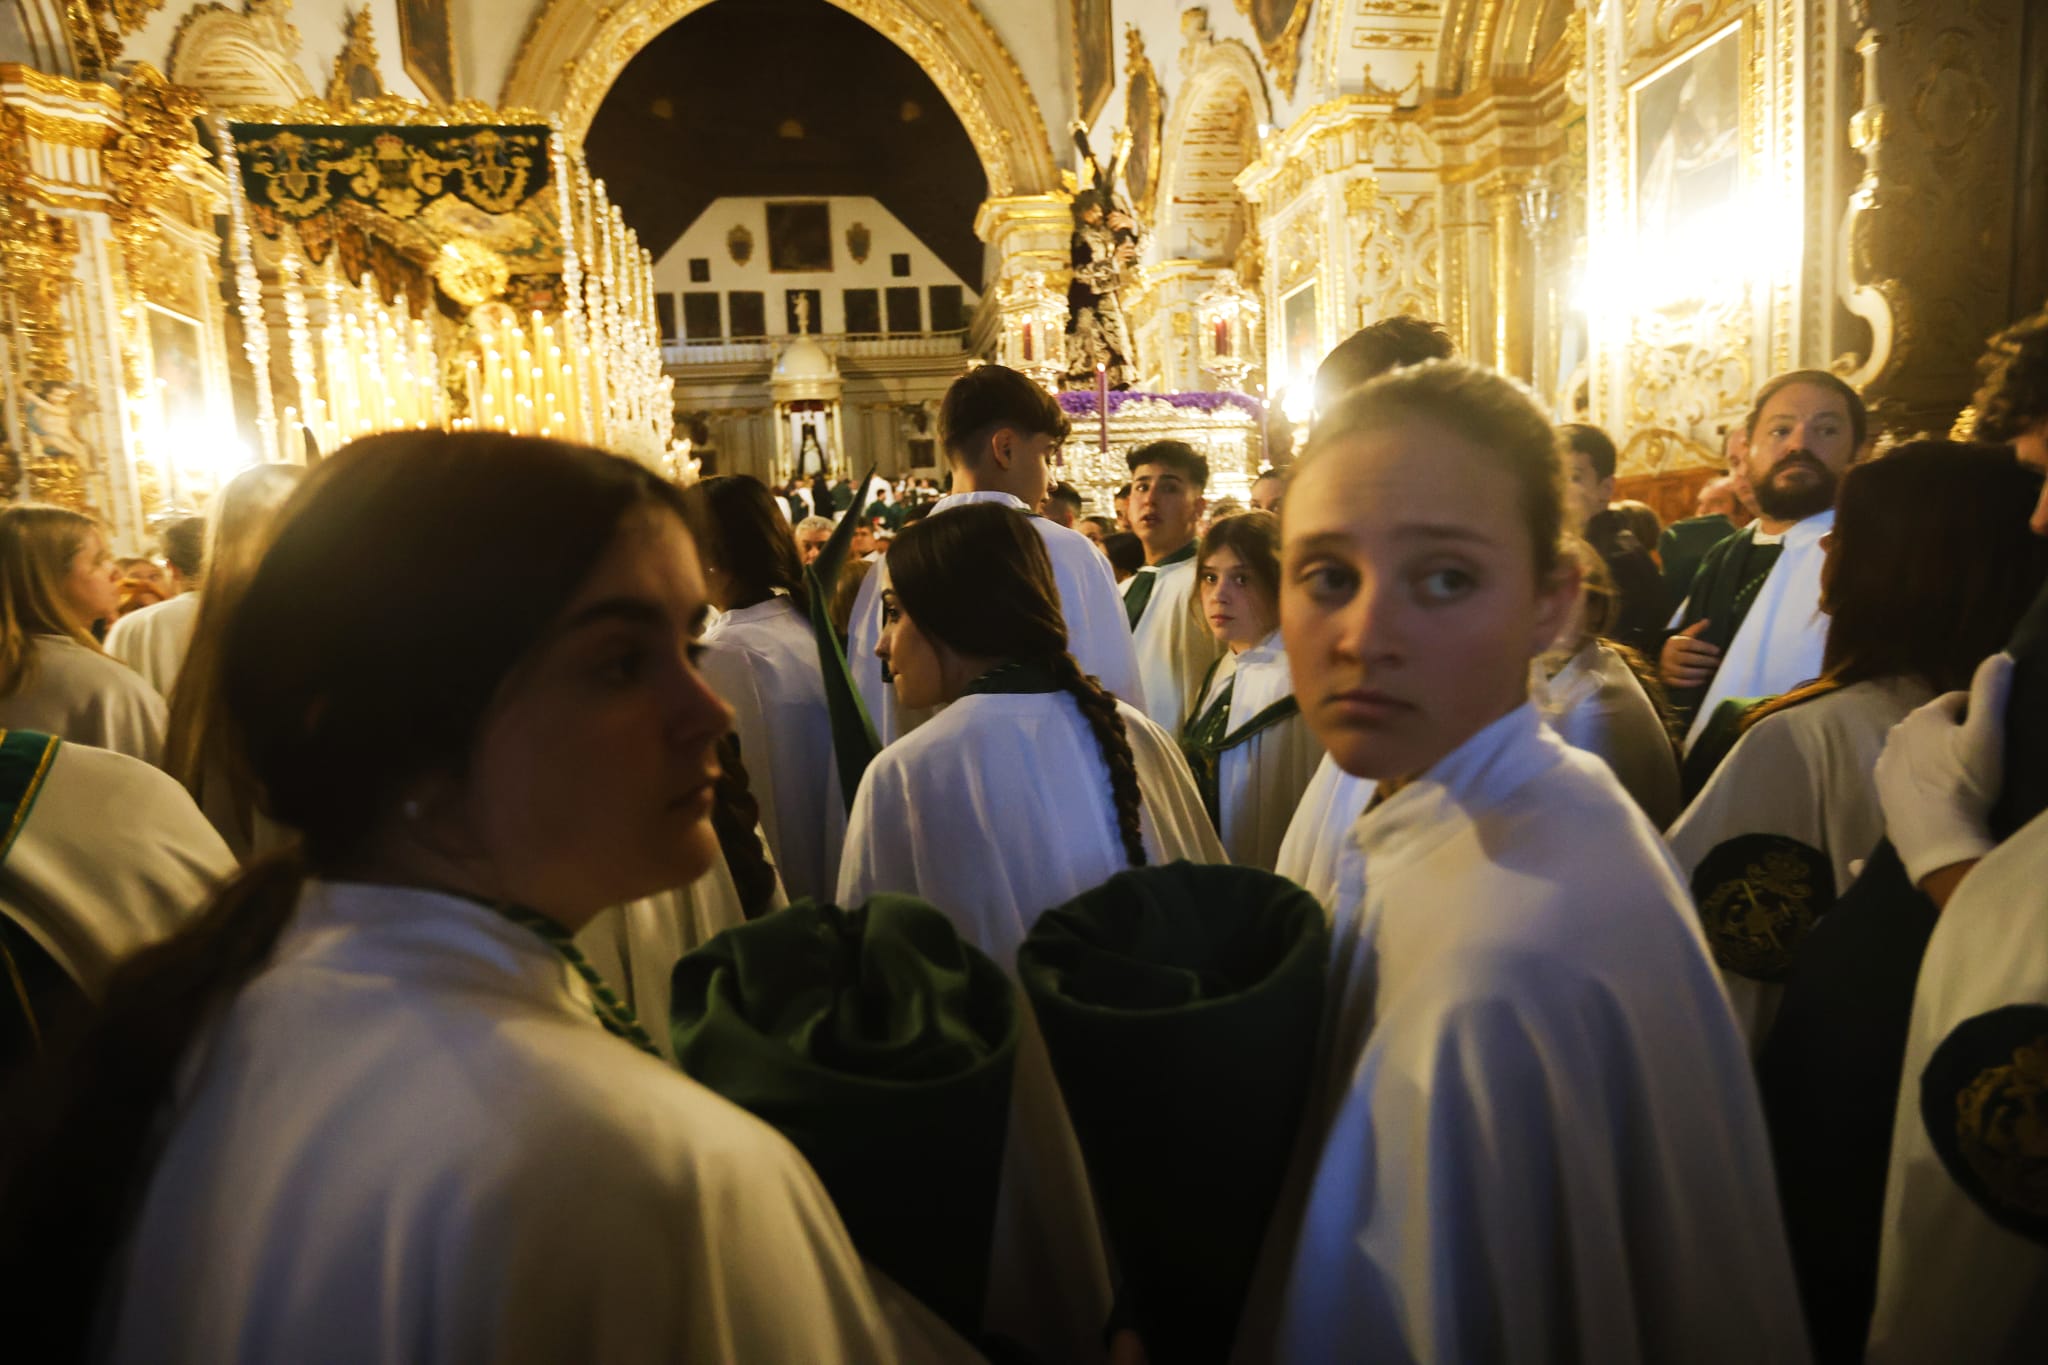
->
[[0, 301, 2045, 1364]]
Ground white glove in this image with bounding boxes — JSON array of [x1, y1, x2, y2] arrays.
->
[[1875, 652, 2014, 885]]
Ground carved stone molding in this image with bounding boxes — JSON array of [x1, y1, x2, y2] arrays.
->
[[326, 6, 383, 106], [168, 1, 316, 110], [1155, 28, 1268, 265]]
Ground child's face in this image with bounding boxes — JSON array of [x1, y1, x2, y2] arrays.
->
[[1282, 417, 1577, 782]]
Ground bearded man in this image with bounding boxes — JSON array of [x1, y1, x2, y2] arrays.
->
[[1660, 370, 1868, 749]]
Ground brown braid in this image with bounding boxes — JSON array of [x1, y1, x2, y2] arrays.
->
[[1044, 652, 1147, 868], [711, 731, 782, 917], [888, 503, 1148, 868]]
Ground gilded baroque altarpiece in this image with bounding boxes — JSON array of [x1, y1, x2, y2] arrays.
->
[[0, 60, 230, 546]]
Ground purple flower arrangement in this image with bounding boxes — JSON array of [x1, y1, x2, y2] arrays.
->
[[1054, 389, 1264, 417]]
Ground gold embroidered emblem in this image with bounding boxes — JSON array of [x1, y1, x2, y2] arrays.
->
[[1955, 1035, 2048, 1220], [1693, 835, 1833, 982]]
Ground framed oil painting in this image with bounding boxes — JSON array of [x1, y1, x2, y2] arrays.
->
[[399, 0, 459, 106], [1281, 278, 1320, 386], [1239, 0, 1313, 97], [1072, 0, 1114, 128], [1123, 26, 1162, 220], [1631, 23, 1743, 280], [146, 305, 210, 433], [767, 202, 833, 274]]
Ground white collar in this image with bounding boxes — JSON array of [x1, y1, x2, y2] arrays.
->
[[1234, 628, 1285, 664], [274, 880, 596, 1021], [1347, 702, 1560, 867], [714, 596, 796, 628], [931, 489, 1028, 514], [1746, 508, 1835, 549]]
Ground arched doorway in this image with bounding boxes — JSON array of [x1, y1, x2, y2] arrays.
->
[[502, 0, 1057, 199]]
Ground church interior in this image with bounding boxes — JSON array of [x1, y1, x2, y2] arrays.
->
[[0, 0, 2037, 538], [9, 4, 2048, 1361]]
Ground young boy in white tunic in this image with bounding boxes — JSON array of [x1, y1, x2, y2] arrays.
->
[[1239, 360, 1809, 1364], [1670, 441, 2048, 1052], [0, 433, 919, 1364], [1180, 510, 1322, 871], [1122, 440, 1223, 733], [0, 505, 165, 766], [679, 473, 844, 904], [847, 364, 1142, 742]]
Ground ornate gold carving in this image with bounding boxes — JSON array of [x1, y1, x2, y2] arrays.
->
[[20, 109, 109, 148], [0, 204, 80, 385], [224, 93, 551, 128], [1910, 31, 1994, 154], [1354, 188, 1437, 324], [1626, 299, 1754, 434], [0, 64, 124, 109], [326, 6, 384, 106], [1233, 0, 1314, 99], [1616, 426, 1723, 479], [505, 0, 1057, 199], [434, 237, 511, 307]]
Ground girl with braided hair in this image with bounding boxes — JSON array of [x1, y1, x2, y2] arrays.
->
[[838, 501, 1221, 971]]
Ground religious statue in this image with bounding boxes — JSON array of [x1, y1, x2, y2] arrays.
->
[[1064, 123, 1146, 391], [23, 382, 97, 471], [797, 422, 827, 478]]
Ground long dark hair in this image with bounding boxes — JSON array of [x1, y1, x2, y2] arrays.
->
[[0, 432, 691, 1356], [1750, 440, 2048, 725], [1195, 509, 1282, 616], [678, 474, 808, 612], [887, 503, 1146, 867]]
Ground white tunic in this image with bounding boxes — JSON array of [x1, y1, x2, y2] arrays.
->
[[695, 595, 844, 904], [1686, 509, 1833, 751], [1273, 753, 1376, 914], [847, 491, 1144, 744], [103, 592, 200, 700], [1533, 640, 1681, 828], [573, 847, 770, 1066], [0, 739, 231, 997], [836, 688, 1220, 1362], [1123, 552, 1224, 734], [1244, 704, 1809, 1365], [838, 689, 1225, 970], [102, 881, 904, 1365], [1190, 632, 1324, 871], [1866, 806, 2048, 1364], [0, 635, 166, 766], [1667, 676, 1932, 1051]]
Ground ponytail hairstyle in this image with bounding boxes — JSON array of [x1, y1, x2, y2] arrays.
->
[[162, 462, 307, 845], [1297, 359, 1568, 583], [677, 474, 809, 613], [0, 432, 692, 1356], [887, 503, 1146, 867], [0, 504, 104, 696]]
